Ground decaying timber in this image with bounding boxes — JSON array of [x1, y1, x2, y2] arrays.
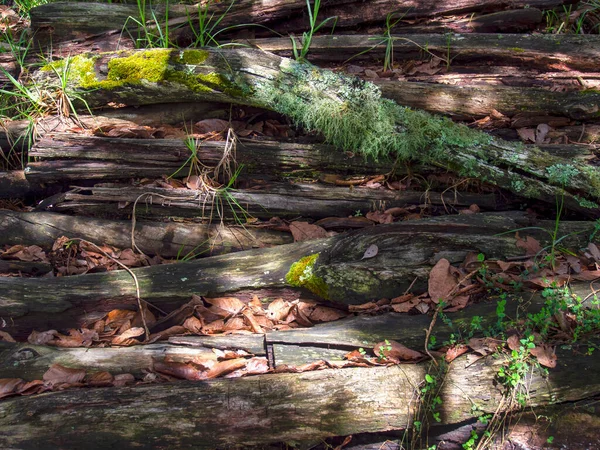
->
[[29, 47, 600, 215], [44, 182, 500, 221], [1, 212, 597, 338], [0, 342, 598, 449], [0, 210, 292, 257]]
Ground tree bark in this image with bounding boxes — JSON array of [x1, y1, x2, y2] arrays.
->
[[44, 181, 500, 221], [0, 210, 292, 257], [30, 47, 600, 215], [0, 342, 597, 450], [29, 1, 575, 47], [377, 81, 600, 121], [27, 133, 598, 183], [0, 212, 596, 338], [245, 34, 600, 71], [2, 283, 578, 377]]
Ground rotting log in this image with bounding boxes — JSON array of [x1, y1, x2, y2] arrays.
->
[[244, 34, 600, 71], [0, 210, 292, 257], [1, 212, 597, 338], [0, 171, 38, 199], [0, 284, 568, 377], [45, 182, 501, 220], [27, 133, 401, 182], [27, 134, 598, 183], [29, 48, 600, 215], [377, 81, 600, 121], [0, 343, 598, 450], [30, 0, 575, 48]]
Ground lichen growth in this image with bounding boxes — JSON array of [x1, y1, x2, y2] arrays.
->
[[286, 253, 330, 299], [253, 59, 491, 162]]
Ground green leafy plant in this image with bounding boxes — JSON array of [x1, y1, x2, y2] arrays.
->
[[291, 0, 337, 62]]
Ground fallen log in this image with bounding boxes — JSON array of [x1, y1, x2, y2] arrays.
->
[[0, 210, 292, 257], [30, 48, 600, 215], [0, 283, 566, 377], [43, 180, 500, 221], [377, 81, 600, 121], [27, 133, 399, 183], [0, 212, 596, 338], [245, 34, 600, 71], [27, 134, 598, 184], [0, 171, 37, 199], [0, 343, 597, 449], [30, 1, 574, 48]]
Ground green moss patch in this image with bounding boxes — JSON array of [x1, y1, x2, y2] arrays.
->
[[286, 253, 329, 299]]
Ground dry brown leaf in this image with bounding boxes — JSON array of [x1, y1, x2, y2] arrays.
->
[[444, 344, 469, 363], [392, 297, 420, 313], [112, 327, 145, 346], [153, 360, 205, 380], [428, 259, 457, 303], [54, 328, 99, 348], [366, 211, 393, 224], [148, 325, 188, 342], [414, 301, 430, 314], [374, 340, 424, 363], [112, 373, 135, 387], [516, 233, 542, 255], [195, 118, 229, 134], [224, 317, 247, 331], [360, 244, 379, 260], [289, 221, 328, 242], [43, 364, 86, 386], [266, 298, 293, 322], [0, 378, 23, 400], [507, 334, 520, 351], [0, 331, 16, 342], [242, 310, 264, 333], [86, 371, 114, 387], [517, 127, 536, 143], [529, 344, 557, 368], [28, 329, 59, 345], [206, 358, 248, 378], [468, 337, 502, 356], [205, 297, 245, 317], [202, 320, 225, 334], [183, 316, 204, 334], [308, 306, 348, 323], [105, 309, 137, 327]]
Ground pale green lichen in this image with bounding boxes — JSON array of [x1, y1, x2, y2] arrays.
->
[[253, 59, 490, 162], [286, 253, 329, 299]]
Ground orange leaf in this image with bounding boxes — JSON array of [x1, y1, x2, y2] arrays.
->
[[43, 364, 86, 386], [86, 371, 114, 387], [112, 327, 145, 345], [0, 378, 24, 399], [289, 221, 328, 242], [529, 344, 557, 368], [374, 340, 424, 362], [205, 297, 245, 317], [206, 358, 248, 378], [428, 259, 457, 303]]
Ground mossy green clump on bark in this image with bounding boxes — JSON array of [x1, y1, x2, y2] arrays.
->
[[43, 49, 243, 96], [286, 253, 330, 299]]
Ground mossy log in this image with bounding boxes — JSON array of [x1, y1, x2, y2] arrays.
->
[[0, 210, 292, 257], [45, 182, 501, 220], [30, 48, 600, 215], [0, 342, 598, 449], [1, 212, 597, 338]]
